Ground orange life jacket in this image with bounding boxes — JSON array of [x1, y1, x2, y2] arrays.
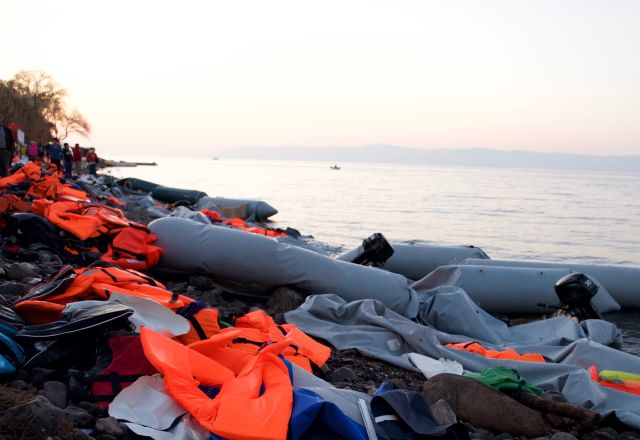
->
[[19, 266, 165, 305], [180, 309, 331, 373], [44, 201, 129, 240], [141, 327, 293, 440], [100, 224, 163, 270], [14, 266, 189, 323], [0, 162, 42, 188], [200, 209, 288, 237], [26, 174, 65, 200], [176, 307, 223, 346], [0, 194, 33, 214], [446, 342, 546, 363], [235, 309, 332, 370]]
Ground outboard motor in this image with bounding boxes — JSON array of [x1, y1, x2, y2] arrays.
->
[[338, 233, 395, 267], [554, 273, 603, 321]]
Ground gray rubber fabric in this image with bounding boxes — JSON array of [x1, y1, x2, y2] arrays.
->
[[169, 206, 213, 225], [196, 196, 278, 221], [462, 258, 640, 308], [149, 217, 419, 317], [284, 292, 640, 429], [382, 244, 489, 281], [338, 242, 490, 281], [413, 265, 621, 314], [109, 375, 213, 440]]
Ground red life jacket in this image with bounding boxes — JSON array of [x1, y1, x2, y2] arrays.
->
[[73, 335, 157, 408]]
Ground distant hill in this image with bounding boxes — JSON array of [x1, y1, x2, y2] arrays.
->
[[216, 145, 640, 172]]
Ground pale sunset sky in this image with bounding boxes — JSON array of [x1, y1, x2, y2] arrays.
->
[[2, 0, 639, 156]]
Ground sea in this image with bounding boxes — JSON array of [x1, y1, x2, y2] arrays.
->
[[108, 156, 640, 354]]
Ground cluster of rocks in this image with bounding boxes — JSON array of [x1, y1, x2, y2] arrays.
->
[[0, 379, 125, 440], [2, 182, 640, 439]]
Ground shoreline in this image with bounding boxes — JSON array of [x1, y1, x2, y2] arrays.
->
[[1, 166, 639, 439]]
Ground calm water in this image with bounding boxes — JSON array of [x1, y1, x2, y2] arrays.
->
[[108, 157, 640, 353]]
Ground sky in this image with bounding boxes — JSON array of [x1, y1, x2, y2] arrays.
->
[[2, 0, 639, 156]]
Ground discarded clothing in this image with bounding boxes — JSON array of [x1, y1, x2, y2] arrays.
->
[[464, 367, 544, 396]]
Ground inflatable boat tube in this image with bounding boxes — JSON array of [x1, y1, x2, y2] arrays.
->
[[149, 217, 418, 317], [196, 197, 278, 221], [117, 178, 160, 193], [151, 186, 207, 205], [462, 259, 640, 309], [412, 265, 620, 315], [338, 243, 490, 280]]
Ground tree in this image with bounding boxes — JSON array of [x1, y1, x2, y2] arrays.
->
[[0, 80, 52, 141], [57, 109, 91, 141], [5, 70, 90, 142]]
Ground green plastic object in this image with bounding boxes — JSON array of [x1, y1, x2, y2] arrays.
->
[[464, 366, 544, 395]]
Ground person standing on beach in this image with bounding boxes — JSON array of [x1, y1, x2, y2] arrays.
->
[[62, 143, 73, 178], [72, 143, 83, 175], [86, 147, 98, 176], [28, 141, 40, 161], [0, 114, 15, 178], [49, 138, 62, 172]]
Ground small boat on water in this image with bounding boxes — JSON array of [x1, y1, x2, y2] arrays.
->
[[330, 164, 340, 170]]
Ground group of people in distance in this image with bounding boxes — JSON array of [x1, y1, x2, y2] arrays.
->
[[25, 140, 99, 178], [0, 112, 98, 179]]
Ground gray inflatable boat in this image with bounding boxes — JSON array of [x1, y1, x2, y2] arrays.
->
[[338, 241, 490, 280], [413, 264, 621, 314], [196, 196, 278, 221], [149, 217, 418, 317], [461, 258, 640, 309]]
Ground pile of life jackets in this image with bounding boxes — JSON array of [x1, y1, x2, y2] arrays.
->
[[13, 265, 192, 324], [4, 264, 333, 439], [140, 310, 331, 439], [446, 341, 546, 363], [0, 161, 161, 270]]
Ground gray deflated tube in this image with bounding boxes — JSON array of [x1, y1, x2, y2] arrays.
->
[[149, 217, 419, 318], [337, 242, 490, 281], [412, 265, 620, 314], [462, 258, 640, 309]]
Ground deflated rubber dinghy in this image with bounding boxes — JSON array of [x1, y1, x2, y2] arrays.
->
[[413, 265, 621, 314], [150, 217, 418, 317], [338, 239, 490, 280], [384, 244, 489, 280], [117, 178, 207, 205], [150, 186, 207, 205], [117, 177, 159, 193], [196, 196, 278, 221], [462, 258, 640, 309]]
